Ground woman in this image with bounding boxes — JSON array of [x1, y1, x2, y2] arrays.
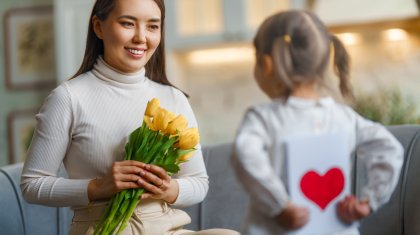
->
[[20, 0, 239, 234]]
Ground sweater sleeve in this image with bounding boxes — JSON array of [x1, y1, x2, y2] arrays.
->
[[170, 90, 209, 208], [354, 113, 404, 210], [20, 84, 90, 207], [231, 108, 289, 217]]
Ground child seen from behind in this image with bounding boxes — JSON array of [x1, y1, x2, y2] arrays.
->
[[231, 10, 403, 235]]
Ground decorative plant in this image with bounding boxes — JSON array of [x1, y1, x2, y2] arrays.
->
[[352, 88, 420, 125]]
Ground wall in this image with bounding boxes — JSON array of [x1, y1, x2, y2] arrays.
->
[[0, 0, 53, 167], [314, 0, 418, 25], [330, 18, 420, 104], [172, 47, 269, 145]]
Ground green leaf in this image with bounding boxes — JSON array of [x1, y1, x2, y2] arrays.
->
[[138, 127, 153, 151], [124, 144, 132, 160], [157, 163, 180, 173], [136, 122, 147, 145], [143, 134, 172, 163], [176, 148, 195, 157], [162, 150, 177, 165], [133, 148, 146, 162], [127, 126, 142, 147]]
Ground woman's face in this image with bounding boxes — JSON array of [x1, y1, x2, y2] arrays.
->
[[93, 0, 161, 73]]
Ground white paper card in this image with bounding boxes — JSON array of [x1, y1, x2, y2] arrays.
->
[[285, 132, 356, 235]]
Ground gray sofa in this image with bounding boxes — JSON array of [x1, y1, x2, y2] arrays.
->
[[1, 125, 419, 235]]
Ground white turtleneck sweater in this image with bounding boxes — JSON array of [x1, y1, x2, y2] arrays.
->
[[20, 57, 209, 208]]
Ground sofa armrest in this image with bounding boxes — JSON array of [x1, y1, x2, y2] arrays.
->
[[0, 166, 25, 235], [0, 163, 73, 235], [359, 125, 420, 235], [392, 125, 420, 235]]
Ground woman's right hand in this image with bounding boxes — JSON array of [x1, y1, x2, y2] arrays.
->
[[87, 160, 146, 202], [276, 202, 310, 230]]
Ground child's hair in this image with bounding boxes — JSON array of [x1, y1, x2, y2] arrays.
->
[[253, 10, 352, 99]]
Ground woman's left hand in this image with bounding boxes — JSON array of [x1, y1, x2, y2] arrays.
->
[[137, 164, 179, 204]]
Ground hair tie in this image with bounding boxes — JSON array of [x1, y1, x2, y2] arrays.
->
[[283, 35, 291, 44]]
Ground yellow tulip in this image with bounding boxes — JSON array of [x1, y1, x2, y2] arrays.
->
[[179, 151, 195, 161], [145, 98, 160, 117], [166, 111, 177, 122], [178, 128, 200, 150], [143, 115, 157, 131], [166, 115, 188, 135], [153, 108, 176, 132]]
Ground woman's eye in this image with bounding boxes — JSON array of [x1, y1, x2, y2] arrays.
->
[[149, 25, 160, 30], [121, 22, 134, 27]]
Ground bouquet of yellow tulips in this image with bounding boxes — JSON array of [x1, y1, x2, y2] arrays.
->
[[93, 98, 200, 235]]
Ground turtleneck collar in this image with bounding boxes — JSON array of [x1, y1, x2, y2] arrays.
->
[[92, 56, 147, 87], [275, 96, 335, 108]]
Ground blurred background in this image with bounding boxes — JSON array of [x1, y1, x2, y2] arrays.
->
[[1, 0, 420, 167]]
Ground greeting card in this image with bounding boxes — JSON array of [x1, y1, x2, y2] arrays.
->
[[285, 132, 356, 235]]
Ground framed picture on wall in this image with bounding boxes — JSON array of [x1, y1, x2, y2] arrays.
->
[[7, 109, 37, 164], [3, 5, 56, 90]]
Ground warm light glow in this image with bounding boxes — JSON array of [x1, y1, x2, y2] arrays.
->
[[187, 47, 254, 65], [176, 0, 223, 36], [382, 28, 408, 42], [336, 33, 362, 46]]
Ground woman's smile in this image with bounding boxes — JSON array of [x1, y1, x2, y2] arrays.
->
[[126, 47, 146, 58]]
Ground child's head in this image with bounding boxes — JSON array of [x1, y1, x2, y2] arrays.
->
[[253, 10, 352, 99]]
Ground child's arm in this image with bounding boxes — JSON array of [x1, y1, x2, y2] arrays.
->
[[276, 202, 310, 230], [354, 112, 404, 211], [232, 108, 290, 217], [336, 195, 371, 224]]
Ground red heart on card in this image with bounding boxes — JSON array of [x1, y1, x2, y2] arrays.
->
[[300, 167, 345, 210]]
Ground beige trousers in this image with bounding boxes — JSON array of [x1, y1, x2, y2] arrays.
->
[[69, 199, 240, 235]]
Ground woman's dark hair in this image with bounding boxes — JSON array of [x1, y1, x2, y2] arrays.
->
[[254, 10, 352, 99], [71, 0, 176, 89]]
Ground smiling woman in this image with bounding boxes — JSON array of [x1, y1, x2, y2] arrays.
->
[[19, 0, 239, 235], [91, 0, 161, 73]]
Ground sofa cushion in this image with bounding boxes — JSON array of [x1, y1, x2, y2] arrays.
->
[[0, 163, 72, 235], [184, 143, 249, 231], [201, 143, 249, 230], [0, 165, 25, 235]]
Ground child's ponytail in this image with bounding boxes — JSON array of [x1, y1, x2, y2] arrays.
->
[[330, 35, 353, 99], [271, 36, 294, 96]]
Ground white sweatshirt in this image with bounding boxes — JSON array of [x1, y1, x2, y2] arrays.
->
[[20, 57, 209, 208], [232, 96, 404, 235]]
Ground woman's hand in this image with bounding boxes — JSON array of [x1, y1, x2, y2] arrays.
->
[[137, 164, 179, 204], [336, 195, 371, 224], [276, 202, 310, 230], [87, 161, 179, 204], [87, 160, 145, 201]]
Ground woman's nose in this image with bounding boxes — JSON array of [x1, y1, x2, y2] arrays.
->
[[133, 26, 146, 44]]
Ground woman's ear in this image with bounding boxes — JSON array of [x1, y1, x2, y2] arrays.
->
[[92, 16, 103, 39], [262, 55, 274, 77]]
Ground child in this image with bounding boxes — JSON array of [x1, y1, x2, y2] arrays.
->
[[231, 10, 403, 235]]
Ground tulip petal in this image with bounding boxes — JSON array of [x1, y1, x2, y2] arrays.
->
[[145, 98, 160, 117], [179, 128, 200, 150]]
